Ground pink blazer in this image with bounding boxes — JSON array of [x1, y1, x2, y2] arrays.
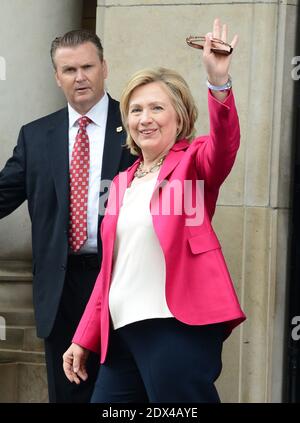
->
[[73, 91, 246, 363]]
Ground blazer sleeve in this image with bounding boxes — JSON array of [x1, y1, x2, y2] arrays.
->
[[72, 268, 103, 353], [195, 90, 240, 189], [0, 127, 27, 218], [72, 171, 122, 353]]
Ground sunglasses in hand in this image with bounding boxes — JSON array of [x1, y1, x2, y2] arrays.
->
[[186, 36, 233, 56]]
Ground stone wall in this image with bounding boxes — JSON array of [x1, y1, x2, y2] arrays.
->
[[96, 0, 297, 402]]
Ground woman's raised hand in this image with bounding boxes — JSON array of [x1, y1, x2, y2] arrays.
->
[[202, 18, 238, 87]]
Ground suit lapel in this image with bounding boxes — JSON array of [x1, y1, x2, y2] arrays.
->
[[100, 95, 125, 183], [46, 108, 69, 224], [97, 96, 128, 256]]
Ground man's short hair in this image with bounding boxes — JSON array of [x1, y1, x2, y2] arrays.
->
[[50, 29, 103, 69]]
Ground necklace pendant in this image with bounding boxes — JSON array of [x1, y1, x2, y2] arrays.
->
[[149, 164, 160, 173], [135, 169, 148, 178]]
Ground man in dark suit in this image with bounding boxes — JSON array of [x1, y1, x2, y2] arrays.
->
[[0, 30, 135, 403]]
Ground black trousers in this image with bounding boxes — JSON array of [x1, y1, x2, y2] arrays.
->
[[91, 318, 225, 403], [44, 254, 100, 403]]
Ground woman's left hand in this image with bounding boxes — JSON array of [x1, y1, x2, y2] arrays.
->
[[203, 18, 238, 87], [63, 343, 90, 384]]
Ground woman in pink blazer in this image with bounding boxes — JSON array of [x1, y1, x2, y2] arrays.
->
[[63, 18, 246, 403]]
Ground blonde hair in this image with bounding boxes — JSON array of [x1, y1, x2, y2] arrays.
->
[[120, 67, 198, 156]]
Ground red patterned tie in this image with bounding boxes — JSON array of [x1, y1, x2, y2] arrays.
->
[[69, 116, 91, 252]]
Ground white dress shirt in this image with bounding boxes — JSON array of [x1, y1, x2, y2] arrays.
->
[[68, 92, 108, 253]]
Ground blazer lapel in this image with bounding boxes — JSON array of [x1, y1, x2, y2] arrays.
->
[[115, 140, 190, 213], [120, 140, 190, 202], [156, 139, 190, 187], [103, 141, 189, 264], [46, 108, 69, 224]]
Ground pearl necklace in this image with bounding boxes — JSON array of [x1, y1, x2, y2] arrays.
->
[[134, 155, 166, 178]]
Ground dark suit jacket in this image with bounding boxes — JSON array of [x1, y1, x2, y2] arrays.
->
[[0, 95, 135, 338]]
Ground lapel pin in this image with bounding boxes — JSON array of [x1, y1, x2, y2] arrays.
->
[[116, 126, 123, 133]]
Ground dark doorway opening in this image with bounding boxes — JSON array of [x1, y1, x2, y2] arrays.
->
[[82, 0, 97, 32], [284, 4, 300, 403]]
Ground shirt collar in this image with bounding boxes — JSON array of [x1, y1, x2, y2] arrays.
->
[[68, 91, 109, 129]]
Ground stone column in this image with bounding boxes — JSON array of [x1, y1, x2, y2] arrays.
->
[[96, 0, 298, 402], [0, 0, 83, 402]]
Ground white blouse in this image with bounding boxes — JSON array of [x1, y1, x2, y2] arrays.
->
[[109, 172, 173, 330]]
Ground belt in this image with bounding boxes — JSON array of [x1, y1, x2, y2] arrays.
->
[[68, 254, 100, 270]]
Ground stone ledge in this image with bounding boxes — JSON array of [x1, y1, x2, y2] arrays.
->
[[0, 326, 44, 352], [0, 308, 35, 326], [0, 282, 33, 309], [98, 0, 283, 6], [0, 349, 45, 364], [0, 260, 32, 282]]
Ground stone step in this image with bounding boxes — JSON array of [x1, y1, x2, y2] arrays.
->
[[0, 349, 45, 364], [16, 362, 48, 403], [0, 308, 35, 326], [0, 281, 33, 309], [0, 260, 32, 282], [0, 262, 47, 403], [0, 260, 33, 309], [0, 361, 18, 402], [0, 361, 47, 403], [0, 325, 44, 352]]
